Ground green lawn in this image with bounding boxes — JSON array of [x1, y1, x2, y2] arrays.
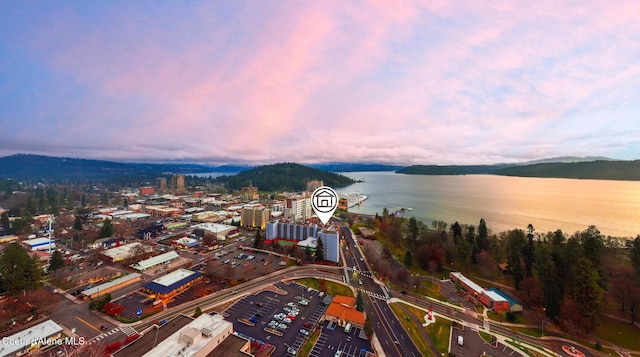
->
[[425, 317, 451, 354], [389, 303, 434, 357], [295, 278, 354, 297], [593, 315, 640, 350]]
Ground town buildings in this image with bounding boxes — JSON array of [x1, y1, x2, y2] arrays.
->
[[265, 220, 340, 262]]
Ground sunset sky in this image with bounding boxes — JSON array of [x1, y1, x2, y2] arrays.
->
[[1, 1, 639, 165]]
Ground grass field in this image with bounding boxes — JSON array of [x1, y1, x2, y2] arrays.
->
[[425, 316, 451, 354], [389, 303, 434, 357], [593, 315, 640, 350], [295, 278, 354, 297]]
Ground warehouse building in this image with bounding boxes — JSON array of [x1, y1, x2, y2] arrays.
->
[[22, 237, 55, 251]]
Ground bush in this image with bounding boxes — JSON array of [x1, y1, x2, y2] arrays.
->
[[505, 311, 517, 322], [595, 341, 602, 351], [104, 341, 122, 354]]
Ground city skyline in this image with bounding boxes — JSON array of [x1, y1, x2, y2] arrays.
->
[[1, 1, 639, 165]]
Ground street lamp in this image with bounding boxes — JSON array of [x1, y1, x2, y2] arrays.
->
[[541, 320, 549, 336]]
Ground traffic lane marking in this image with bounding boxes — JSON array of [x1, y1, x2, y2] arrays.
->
[[75, 316, 102, 334]]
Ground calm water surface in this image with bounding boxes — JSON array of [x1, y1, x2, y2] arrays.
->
[[336, 172, 640, 238]]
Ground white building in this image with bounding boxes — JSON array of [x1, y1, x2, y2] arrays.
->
[[285, 197, 311, 220], [143, 314, 233, 357], [102, 242, 153, 262], [318, 228, 340, 263], [0, 319, 63, 357], [190, 223, 237, 240], [22, 237, 55, 251]]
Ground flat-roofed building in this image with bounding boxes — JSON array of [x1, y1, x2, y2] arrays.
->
[[82, 273, 142, 299], [0, 319, 63, 357], [101, 242, 153, 263], [240, 185, 258, 200], [191, 223, 237, 240], [143, 314, 234, 357], [142, 268, 202, 299], [22, 237, 55, 251], [130, 251, 179, 272]]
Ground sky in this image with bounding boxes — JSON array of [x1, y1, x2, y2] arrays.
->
[[1, 1, 639, 165]]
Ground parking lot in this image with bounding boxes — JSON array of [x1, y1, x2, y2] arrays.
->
[[223, 282, 328, 356], [309, 320, 372, 357]]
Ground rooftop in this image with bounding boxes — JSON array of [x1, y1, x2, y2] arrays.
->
[[143, 314, 232, 357], [0, 319, 63, 357], [131, 251, 179, 271]]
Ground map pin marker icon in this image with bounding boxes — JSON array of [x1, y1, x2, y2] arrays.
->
[[311, 186, 339, 225]]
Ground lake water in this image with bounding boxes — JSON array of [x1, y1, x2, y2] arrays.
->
[[335, 172, 640, 238]]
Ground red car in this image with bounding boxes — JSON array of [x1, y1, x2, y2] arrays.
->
[[303, 322, 311, 328], [287, 315, 296, 321]]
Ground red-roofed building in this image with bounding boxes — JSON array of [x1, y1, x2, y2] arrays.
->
[[324, 295, 366, 329]]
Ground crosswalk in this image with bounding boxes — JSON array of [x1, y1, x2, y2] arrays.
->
[[88, 326, 139, 344], [362, 290, 387, 301]]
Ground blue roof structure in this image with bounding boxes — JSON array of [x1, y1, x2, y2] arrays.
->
[[143, 269, 202, 294]]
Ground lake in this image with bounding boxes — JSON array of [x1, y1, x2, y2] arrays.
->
[[335, 172, 640, 238]]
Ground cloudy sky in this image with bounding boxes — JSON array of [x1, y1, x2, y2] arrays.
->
[[1, 1, 639, 165]]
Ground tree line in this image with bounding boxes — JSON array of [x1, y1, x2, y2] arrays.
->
[[367, 209, 640, 332]]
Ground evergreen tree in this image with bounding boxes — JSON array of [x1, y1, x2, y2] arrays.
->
[[73, 215, 83, 231], [408, 217, 419, 247], [253, 229, 263, 249], [194, 306, 202, 317], [81, 193, 86, 207], [404, 251, 413, 267], [477, 218, 489, 251], [0, 243, 42, 295], [574, 258, 604, 331], [49, 250, 65, 272], [316, 238, 324, 261], [0, 211, 9, 233], [99, 219, 113, 238], [522, 224, 535, 277], [451, 221, 462, 244], [632, 236, 640, 282], [356, 290, 365, 312]]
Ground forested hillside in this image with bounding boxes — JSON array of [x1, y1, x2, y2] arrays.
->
[[216, 163, 355, 191]]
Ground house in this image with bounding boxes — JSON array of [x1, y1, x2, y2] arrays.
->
[[323, 295, 366, 329]]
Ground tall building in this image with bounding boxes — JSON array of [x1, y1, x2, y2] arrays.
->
[[241, 205, 271, 229], [285, 197, 311, 220], [156, 177, 167, 192], [171, 174, 185, 194]]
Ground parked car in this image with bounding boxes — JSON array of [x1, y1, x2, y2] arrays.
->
[[304, 322, 312, 328], [299, 329, 309, 335]]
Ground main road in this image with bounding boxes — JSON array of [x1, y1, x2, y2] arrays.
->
[[337, 221, 423, 357]]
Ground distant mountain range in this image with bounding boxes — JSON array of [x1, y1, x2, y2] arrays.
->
[[1, 154, 637, 183], [0, 154, 238, 181], [398, 157, 640, 181]]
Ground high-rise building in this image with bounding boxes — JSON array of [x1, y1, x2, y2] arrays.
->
[[241, 205, 271, 229], [285, 197, 311, 220], [171, 174, 185, 194], [156, 177, 167, 192]]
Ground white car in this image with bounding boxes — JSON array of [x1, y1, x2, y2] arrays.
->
[[299, 329, 309, 335], [299, 300, 309, 306], [278, 323, 288, 330], [283, 318, 292, 324], [287, 302, 297, 307]]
